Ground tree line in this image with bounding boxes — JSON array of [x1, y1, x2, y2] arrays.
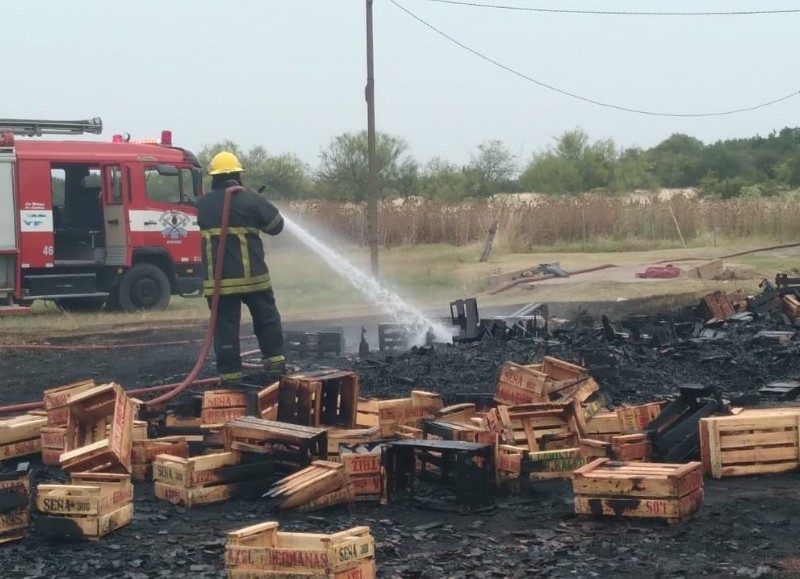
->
[[198, 127, 800, 200]]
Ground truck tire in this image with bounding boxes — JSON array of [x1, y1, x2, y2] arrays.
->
[[117, 263, 171, 312]]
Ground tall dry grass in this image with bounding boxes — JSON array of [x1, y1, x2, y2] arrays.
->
[[286, 195, 800, 250]]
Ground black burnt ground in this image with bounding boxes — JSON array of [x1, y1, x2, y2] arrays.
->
[[2, 300, 800, 577]]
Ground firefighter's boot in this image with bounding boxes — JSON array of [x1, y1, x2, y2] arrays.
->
[[264, 356, 287, 383]]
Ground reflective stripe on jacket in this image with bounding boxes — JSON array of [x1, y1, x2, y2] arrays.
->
[[196, 181, 284, 297]]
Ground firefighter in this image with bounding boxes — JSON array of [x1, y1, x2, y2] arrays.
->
[[197, 151, 286, 385]]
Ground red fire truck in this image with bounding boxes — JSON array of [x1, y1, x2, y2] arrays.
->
[[0, 118, 204, 313]]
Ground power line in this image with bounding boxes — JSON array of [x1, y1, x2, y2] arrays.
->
[[423, 0, 800, 16], [388, 0, 800, 117]]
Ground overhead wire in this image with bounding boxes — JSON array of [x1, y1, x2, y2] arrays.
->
[[422, 0, 800, 17], [388, 0, 800, 117]]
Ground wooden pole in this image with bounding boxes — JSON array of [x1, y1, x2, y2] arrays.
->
[[668, 203, 687, 249], [365, 0, 380, 276], [479, 219, 499, 262]]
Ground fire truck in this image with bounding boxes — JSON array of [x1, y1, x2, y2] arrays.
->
[[0, 118, 204, 313]]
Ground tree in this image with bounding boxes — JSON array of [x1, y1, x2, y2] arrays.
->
[[316, 131, 419, 200], [465, 140, 518, 196], [419, 157, 471, 201], [646, 133, 705, 188]]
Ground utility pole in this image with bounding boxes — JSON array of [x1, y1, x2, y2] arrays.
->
[[365, 0, 380, 277]]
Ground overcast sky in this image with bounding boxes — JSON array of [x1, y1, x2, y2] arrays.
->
[[4, 0, 798, 168]]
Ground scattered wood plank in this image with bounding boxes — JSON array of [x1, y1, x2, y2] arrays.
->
[[263, 461, 354, 512]]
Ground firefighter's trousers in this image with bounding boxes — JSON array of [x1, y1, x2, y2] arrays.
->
[[208, 289, 284, 384]]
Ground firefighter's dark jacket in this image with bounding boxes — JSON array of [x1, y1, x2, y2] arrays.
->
[[196, 181, 284, 296]]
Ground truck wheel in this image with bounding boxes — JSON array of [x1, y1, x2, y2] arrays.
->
[[117, 264, 171, 312], [55, 297, 107, 312]]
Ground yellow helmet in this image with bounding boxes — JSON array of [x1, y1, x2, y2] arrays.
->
[[208, 151, 244, 175]]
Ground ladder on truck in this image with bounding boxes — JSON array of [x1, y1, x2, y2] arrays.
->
[[0, 117, 103, 137]]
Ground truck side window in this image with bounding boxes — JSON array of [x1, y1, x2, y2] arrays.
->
[[145, 165, 182, 204], [110, 167, 123, 205], [51, 169, 66, 227]]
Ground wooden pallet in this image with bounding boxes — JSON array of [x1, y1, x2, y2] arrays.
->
[[573, 458, 703, 523], [699, 408, 800, 478], [36, 473, 133, 540], [264, 461, 354, 512], [225, 522, 375, 578], [223, 416, 328, 474], [202, 389, 249, 426], [0, 467, 30, 544], [60, 383, 135, 473], [357, 391, 442, 437]]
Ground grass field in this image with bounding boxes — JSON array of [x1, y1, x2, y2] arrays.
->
[[2, 237, 799, 340]]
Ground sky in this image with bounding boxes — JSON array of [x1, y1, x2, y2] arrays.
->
[[3, 0, 799, 168]]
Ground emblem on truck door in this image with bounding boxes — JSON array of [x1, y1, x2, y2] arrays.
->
[[159, 211, 190, 240]]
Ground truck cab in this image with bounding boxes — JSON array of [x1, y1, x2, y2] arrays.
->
[[0, 118, 204, 312]]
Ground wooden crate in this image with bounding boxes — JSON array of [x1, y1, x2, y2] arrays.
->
[[0, 466, 30, 544], [284, 330, 344, 357], [326, 426, 381, 458], [223, 416, 328, 474], [496, 444, 589, 484], [131, 436, 190, 482], [783, 294, 800, 321], [41, 426, 67, 466], [202, 389, 249, 426], [0, 414, 47, 460], [36, 473, 133, 540], [357, 391, 442, 437], [488, 402, 584, 451], [264, 461, 354, 512], [43, 380, 96, 426], [699, 408, 800, 479], [572, 458, 704, 523], [340, 447, 382, 502], [616, 401, 667, 433], [60, 383, 135, 473], [225, 522, 375, 578], [279, 371, 360, 429], [257, 382, 279, 421], [585, 410, 622, 442], [423, 420, 496, 445], [495, 357, 590, 406], [610, 434, 652, 462], [153, 451, 273, 507]]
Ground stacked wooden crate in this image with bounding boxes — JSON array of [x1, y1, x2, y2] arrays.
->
[[339, 446, 382, 502], [153, 451, 273, 507], [357, 390, 442, 437], [59, 383, 135, 474], [202, 389, 249, 426], [224, 522, 376, 579], [616, 401, 667, 433], [0, 465, 30, 544], [494, 357, 597, 407], [131, 436, 191, 482], [0, 414, 47, 461], [41, 381, 96, 465], [279, 370, 360, 429], [264, 461, 355, 512], [326, 426, 381, 460], [699, 407, 800, 479], [36, 473, 134, 540], [585, 410, 623, 442], [610, 434, 652, 462], [572, 458, 704, 523]]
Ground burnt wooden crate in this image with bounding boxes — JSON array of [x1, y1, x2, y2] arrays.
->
[[495, 357, 591, 406], [326, 426, 381, 458], [284, 329, 344, 357], [279, 371, 359, 429], [224, 522, 375, 578], [699, 408, 800, 478], [60, 383, 135, 474], [616, 401, 667, 433], [43, 380, 96, 426], [131, 436, 190, 482], [610, 434, 652, 462], [36, 473, 134, 540], [496, 444, 590, 490], [573, 459, 704, 523], [378, 323, 409, 352], [223, 416, 328, 474], [585, 410, 622, 442], [395, 425, 423, 439], [153, 451, 273, 507], [264, 460, 355, 512], [340, 445, 384, 502], [488, 402, 584, 451], [41, 426, 67, 466], [201, 389, 249, 426], [423, 420, 496, 445], [436, 403, 478, 423], [0, 413, 47, 460], [357, 391, 443, 437], [0, 465, 30, 544], [783, 294, 800, 321], [382, 439, 494, 510]]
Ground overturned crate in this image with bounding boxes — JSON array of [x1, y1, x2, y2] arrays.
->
[[264, 461, 355, 512], [41, 426, 67, 466], [279, 371, 360, 429], [224, 522, 375, 579], [60, 383, 135, 473], [202, 389, 249, 426], [0, 413, 47, 461], [0, 464, 31, 544], [43, 380, 96, 426], [573, 458, 704, 524], [357, 391, 442, 437], [699, 408, 800, 479], [223, 416, 328, 474], [153, 451, 273, 507], [36, 473, 134, 540], [495, 357, 592, 406], [616, 401, 667, 433]]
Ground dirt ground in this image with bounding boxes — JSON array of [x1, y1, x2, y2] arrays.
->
[[2, 298, 800, 578]]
